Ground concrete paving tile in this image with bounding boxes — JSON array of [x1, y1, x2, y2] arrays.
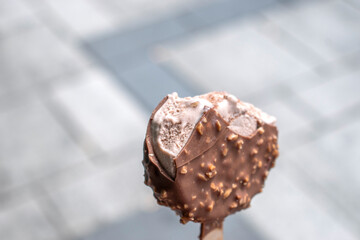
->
[[310, 122, 360, 218], [298, 70, 360, 117], [240, 67, 329, 113], [281, 59, 360, 97], [105, 49, 149, 73], [280, 70, 326, 94], [52, 67, 147, 152], [240, 82, 291, 108], [0, 96, 87, 192], [0, 0, 38, 38], [260, 100, 312, 136], [21, 0, 82, 43], [119, 59, 195, 111], [82, 207, 266, 240], [0, 22, 89, 96], [0, 87, 37, 112], [280, 124, 319, 153], [39, 160, 98, 195], [39, 137, 138, 194], [242, 170, 358, 240], [264, 1, 360, 61], [316, 123, 360, 204], [0, 198, 60, 240], [116, 0, 195, 16], [0, 186, 32, 211], [311, 50, 360, 81], [344, 0, 360, 10], [45, 0, 117, 38], [279, 119, 360, 237], [93, 0, 213, 31], [21, 0, 47, 9], [88, 17, 186, 60], [255, 11, 325, 67], [189, 0, 277, 30], [48, 152, 155, 238], [0, 0, 31, 20], [160, 16, 310, 100]]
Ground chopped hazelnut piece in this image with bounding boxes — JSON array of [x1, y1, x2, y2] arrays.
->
[[210, 182, 217, 191], [251, 148, 258, 156], [180, 217, 189, 224], [222, 147, 228, 157], [230, 202, 238, 209], [227, 133, 238, 141], [190, 101, 199, 108], [258, 127, 265, 134], [196, 123, 204, 135], [160, 190, 167, 198], [215, 120, 221, 131], [273, 149, 279, 158], [180, 166, 188, 174], [205, 170, 217, 179], [198, 173, 207, 181], [236, 139, 244, 150], [207, 201, 215, 212], [208, 163, 216, 171], [223, 188, 232, 199], [257, 138, 264, 145]]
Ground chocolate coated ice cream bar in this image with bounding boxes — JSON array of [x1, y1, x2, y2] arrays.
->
[[143, 92, 279, 240]]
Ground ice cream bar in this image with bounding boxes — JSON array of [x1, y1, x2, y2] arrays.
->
[[143, 92, 279, 239]]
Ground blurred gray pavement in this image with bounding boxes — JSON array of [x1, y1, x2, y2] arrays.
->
[[1, 0, 360, 239]]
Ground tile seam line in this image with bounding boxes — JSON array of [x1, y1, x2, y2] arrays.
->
[[157, 63, 203, 96], [82, 44, 156, 112], [258, 13, 326, 65], [87, 0, 281, 60], [277, 83, 324, 119], [0, 62, 94, 114], [35, 88, 105, 159], [282, 101, 360, 150], [21, 0, 84, 43], [284, 157, 360, 237], [21, 0, 102, 77], [0, 22, 41, 42], [84, 0, 286, 112], [0, 137, 140, 210], [31, 184, 76, 240]]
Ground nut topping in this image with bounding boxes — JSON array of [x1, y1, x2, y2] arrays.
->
[[215, 120, 221, 131], [196, 122, 204, 135], [227, 133, 238, 141], [223, 188, 232, 199], [180, 166, 188, 174]]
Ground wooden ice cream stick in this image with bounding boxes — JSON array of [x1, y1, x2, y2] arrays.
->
[[200, 220, 223, 240]]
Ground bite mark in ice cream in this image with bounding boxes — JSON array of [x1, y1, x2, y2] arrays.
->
[[151, 92, 275, 178], [151, 93, 213, 178]]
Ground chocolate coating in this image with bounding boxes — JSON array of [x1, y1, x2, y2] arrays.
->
[[143, 95, 278, 226]]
